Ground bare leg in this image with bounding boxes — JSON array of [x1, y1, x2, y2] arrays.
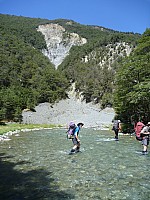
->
[[143, 145, 147, 152]]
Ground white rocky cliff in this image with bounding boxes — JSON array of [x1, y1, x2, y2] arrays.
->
[[37, 23, 87, 68]]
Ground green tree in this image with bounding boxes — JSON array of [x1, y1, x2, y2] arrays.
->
[[113, 29, 150, 123]]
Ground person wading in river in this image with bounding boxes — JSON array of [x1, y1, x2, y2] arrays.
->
[[112, 119, 121, 141], [140, 122, 150, 155], [69, 123, 84, 154]]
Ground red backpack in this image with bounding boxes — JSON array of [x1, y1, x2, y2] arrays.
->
[[134, 122, 145, 141]]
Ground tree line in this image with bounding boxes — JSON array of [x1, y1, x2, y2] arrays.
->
[[113, 28, 150, 125]]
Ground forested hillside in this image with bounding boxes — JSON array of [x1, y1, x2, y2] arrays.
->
[[0, 14, 69, 121], [113, 28, 150, 124], [57, 19, 140, 107], [0, 14, 143, 122]]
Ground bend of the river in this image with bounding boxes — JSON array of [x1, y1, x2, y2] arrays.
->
[[0, 128, 149, 200]]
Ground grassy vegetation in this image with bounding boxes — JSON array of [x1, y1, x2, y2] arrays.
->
[[0, 123, 62, 135]]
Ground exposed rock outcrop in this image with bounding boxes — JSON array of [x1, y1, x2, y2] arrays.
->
[[37, 23, 87, 68], [82, 42, 133, 68]]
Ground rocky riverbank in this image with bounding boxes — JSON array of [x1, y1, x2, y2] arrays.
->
[[1, 85, 115, 141], [22, 87, 115, 129]]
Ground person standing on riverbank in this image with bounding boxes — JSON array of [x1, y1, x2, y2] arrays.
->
[[69, 122, 84, 154], [112, 119, 121, 141], [140, 122, 150, 155]]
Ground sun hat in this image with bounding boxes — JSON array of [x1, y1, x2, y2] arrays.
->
[[77, 123, 84, 126]]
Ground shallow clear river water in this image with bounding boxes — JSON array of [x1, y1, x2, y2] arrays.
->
[[0, 128, 150, 200]]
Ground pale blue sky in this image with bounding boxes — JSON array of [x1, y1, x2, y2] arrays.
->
[[0, 0, 150, 34]]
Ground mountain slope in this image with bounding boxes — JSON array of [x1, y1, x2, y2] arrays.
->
[[0, 14, 141, 122]]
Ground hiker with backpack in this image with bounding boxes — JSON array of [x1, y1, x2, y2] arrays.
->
[[68, 122, 84, 154], [140, 122, 150, 155], [112, 119, 121, 140], [66, 121, 76, 140], [134, 121, 145, 141]]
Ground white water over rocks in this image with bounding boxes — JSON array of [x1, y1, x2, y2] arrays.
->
[[22, 84, 115, 128]]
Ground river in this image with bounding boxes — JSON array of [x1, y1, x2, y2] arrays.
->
[[0, 128, 150, 200]]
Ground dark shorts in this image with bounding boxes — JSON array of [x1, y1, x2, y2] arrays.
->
[[142, 137, 149, 146], [72, 137, 79, 145]]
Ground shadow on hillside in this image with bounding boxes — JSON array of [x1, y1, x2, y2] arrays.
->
[[0, 153, 74, 200]]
